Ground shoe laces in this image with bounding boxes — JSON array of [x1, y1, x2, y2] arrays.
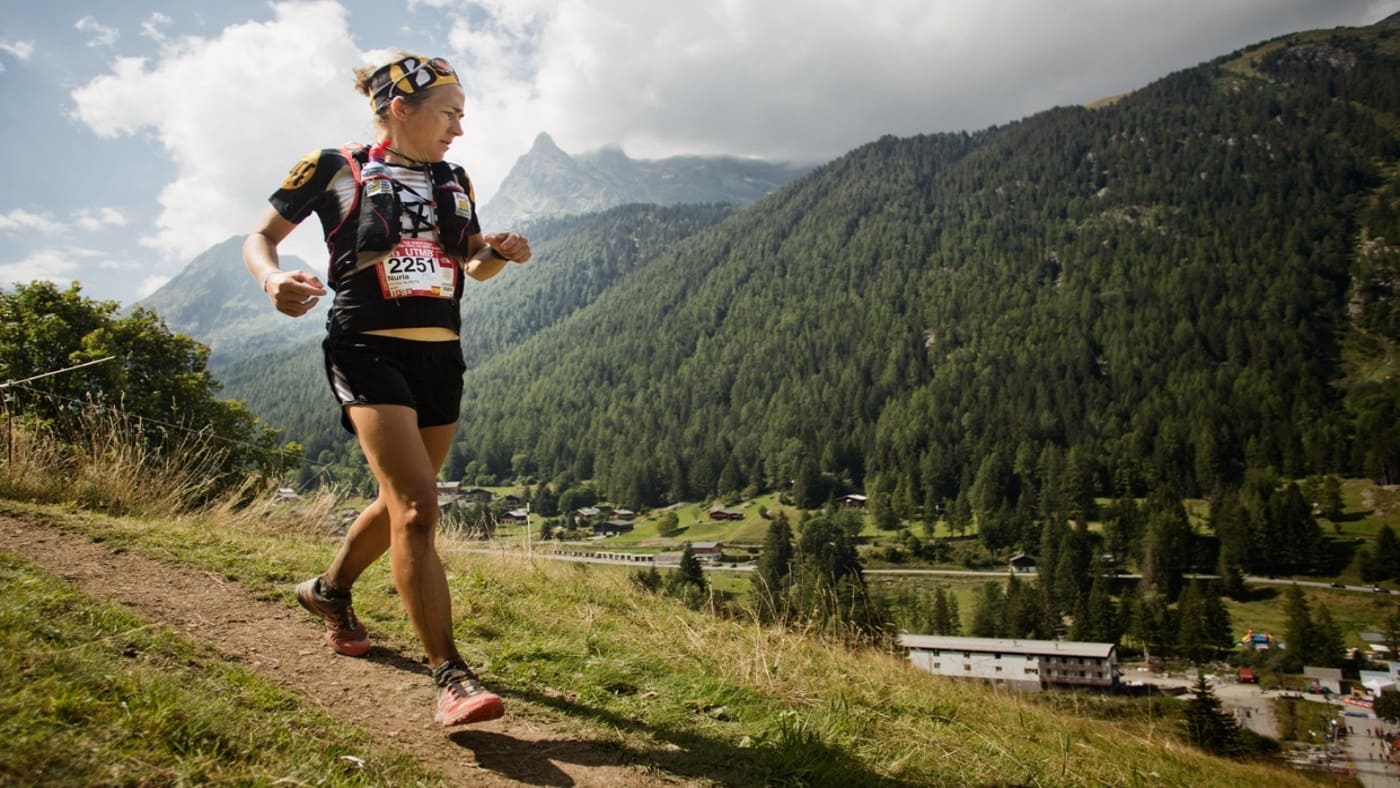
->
[[316, 581, 361, 631], [434, 661, 486, 695]]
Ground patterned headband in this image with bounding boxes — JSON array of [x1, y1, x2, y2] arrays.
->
[[367, 55, 460, 112]]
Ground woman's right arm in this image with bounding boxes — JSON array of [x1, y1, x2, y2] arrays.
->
[[243, 206, 327, 317]]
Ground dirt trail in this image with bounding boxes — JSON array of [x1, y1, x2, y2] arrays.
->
[[1, 514, 692, 787]]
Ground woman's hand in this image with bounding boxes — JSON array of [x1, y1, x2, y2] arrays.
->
[[486, 231, 532, 263], [263, 270, 328, 317]]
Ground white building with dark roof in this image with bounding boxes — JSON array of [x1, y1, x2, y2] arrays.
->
[[897, 635, 1118, 691]]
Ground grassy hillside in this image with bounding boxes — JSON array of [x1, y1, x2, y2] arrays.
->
[[0, 499, 1320, 787]]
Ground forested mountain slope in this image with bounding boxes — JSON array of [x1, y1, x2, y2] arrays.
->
[[441, 21, 1400, 517]]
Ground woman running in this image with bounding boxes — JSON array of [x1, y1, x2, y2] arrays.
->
[[243, 52, 530, 728]]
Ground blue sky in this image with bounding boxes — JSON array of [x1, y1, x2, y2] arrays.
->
[[2, 0, 1395, 306]]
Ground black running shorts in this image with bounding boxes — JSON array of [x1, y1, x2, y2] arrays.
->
[[321, 334, 466, 434]]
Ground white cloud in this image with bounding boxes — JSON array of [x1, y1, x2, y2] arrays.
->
[[0, 209, 63, 234], [71, 1, 369, 268], [138, 275, 172, 298], [0, 40, 35, 60], [75, 16, 119, 48], [74, 208, 128, 232], [0, 249, 85, 289], [141, 13, 173, 44], [0, 208, 127, 235], [64, 0, 1399, 292], [487, 0, 1393, 163]]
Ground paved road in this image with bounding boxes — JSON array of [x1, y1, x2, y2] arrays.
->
[[1149, 673, 1400, 786]]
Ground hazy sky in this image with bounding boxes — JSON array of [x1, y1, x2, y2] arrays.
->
[[2, 0, 1395, 305]]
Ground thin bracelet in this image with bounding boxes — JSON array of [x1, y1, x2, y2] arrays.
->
[[261, 270, 278, 293], [488, 245, 509, 262]]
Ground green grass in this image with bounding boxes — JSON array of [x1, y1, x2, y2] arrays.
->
[[1225, 585, 1400, 653], [0, 550, 435, 786], [1, 499, 1322, 786]]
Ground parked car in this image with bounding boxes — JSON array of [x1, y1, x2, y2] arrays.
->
[[1330, 582, 1346, 589], [1372, 585, 1391, 594]]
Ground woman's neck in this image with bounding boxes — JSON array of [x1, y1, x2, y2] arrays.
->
[[383, 144, 427, 167]]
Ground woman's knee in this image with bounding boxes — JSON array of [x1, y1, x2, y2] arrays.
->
[[390, 490, 440, 535]]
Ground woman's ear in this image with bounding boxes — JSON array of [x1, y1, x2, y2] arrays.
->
[[388, 95, 411, 121]]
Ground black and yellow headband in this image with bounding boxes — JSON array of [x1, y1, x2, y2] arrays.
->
[[368, 54, 460, 112]]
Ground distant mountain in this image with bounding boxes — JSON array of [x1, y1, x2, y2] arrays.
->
[[482, 132, 814, 229], [133, 236, 322, 370]]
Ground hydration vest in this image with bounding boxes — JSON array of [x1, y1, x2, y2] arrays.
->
[[325, 143, 477, 289]]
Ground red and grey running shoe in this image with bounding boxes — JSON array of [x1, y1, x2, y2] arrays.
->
[[433, 660, 504, 727], [295, 577, 371, 657]]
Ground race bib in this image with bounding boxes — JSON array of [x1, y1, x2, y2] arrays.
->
[[376, 238, 458, 299]]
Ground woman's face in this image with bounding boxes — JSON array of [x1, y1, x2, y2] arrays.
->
[[392, 85, 465, 162]]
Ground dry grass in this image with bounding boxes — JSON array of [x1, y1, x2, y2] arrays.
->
[[0, 411, 251, 517]]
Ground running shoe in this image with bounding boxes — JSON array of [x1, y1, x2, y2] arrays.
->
[[295, 577, 371, 657], [433, 660, 504, 727]]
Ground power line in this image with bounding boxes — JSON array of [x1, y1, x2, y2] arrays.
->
[[0, 356, 116, 389]]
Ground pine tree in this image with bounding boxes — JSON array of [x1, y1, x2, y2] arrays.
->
[[971, 582, 1006, 638], [931, 586, 952, 635], [752, 512, 793, 623], [1376, 689, 1400, 724], [1132, 592, 1174, 662], [1141, 492, 1193, 601], [675, 543, 707, 591], [1201, 582, 1234, 654], [1375, 525, 1400, 581], [1281, 584, 1317, 672], [1312, 605, 1345, 668], [1180, 674, 1242, 755], [1177, 583, 1208, 664]]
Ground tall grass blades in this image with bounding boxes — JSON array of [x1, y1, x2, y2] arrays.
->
[[0, 406, 243, 517]]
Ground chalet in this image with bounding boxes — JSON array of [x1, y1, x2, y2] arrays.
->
[[436, 481, 460, 497], [613, 509, 636, 520], [500, 509, 529, 525], [1008, 553, 1037, 574], [501, 494, 524, 507], [709, 506, 744, 521], [575, 506, 602, 519], [594, 520, 634, 537], [898, 635, 1118, 692], [460, 487, 494, 503], [1361, 632, 1392, 660], [690, 542, 725, 564], [1304, 666, 1343, 695], [836, 494, 868, 508], [1358, 670, 1395, 697]]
